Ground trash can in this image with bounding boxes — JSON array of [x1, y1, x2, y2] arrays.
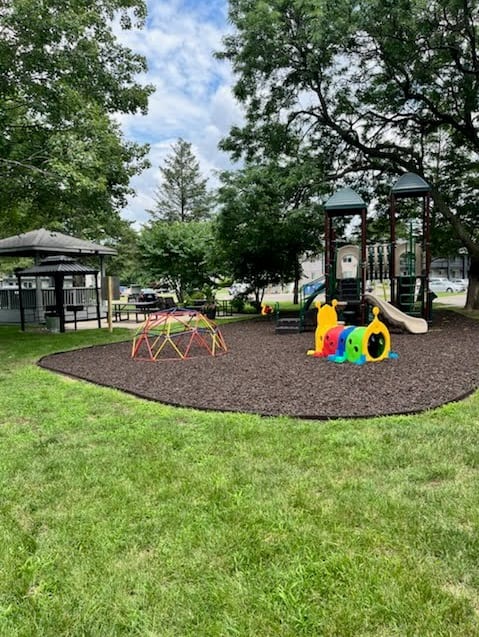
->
[[45, 312, 60, 333]]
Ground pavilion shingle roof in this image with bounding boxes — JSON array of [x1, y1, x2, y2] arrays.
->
[[18, 255, 99, 276], [0, 228, 117, 257]]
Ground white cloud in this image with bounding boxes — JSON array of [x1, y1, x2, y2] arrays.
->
[[113, 0, 243, 227]]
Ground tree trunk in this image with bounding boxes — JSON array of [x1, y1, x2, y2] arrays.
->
[[175, 285, 183, 304], [293, 259, 301, 305], [252, 287, 264, 313], [293, 258, 303, 305], [465, 255, 479, 310]]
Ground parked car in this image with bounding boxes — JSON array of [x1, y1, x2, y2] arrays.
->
[[137, 288, 158, 303], [451, 278, 468, 291], [429, 278, 463, 293]]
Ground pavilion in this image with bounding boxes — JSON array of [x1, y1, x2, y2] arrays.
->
[[0, 228, 117, 328]]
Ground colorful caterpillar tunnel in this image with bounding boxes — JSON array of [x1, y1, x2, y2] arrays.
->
[[307, 301, 398, 365]]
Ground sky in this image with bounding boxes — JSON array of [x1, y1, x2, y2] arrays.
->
[[114, 0, 243, 228]]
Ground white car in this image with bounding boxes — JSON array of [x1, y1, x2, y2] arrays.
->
[[429, 278, 463, 293], [451, 278, 468, 291]]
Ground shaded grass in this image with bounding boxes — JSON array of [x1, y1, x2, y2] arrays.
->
[[275, 301, 300, 312], [1, 324, 479, 635], [446, 306, 479, 322]]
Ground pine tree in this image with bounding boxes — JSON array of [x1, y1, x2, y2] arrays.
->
[[150, 139, 212, 222]]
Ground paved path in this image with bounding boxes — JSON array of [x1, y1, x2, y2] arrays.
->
[[262, 291, 467, 308], [68, 292, 467, 331], [433, 293, 467, 307]]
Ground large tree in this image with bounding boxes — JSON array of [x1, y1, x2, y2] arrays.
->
[[0, 0, 153, 240], [219, 0, 479, 308], [138, 221, 218, 303], [216, 161, 325, 309], [149, 138, 212, 222]]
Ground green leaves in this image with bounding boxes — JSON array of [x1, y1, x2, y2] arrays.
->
[[221, 0, 479, 305], [149, 139, 213, 223], [216, 162, 325, 303], [138, 221, 217, 302], [0, 0, 153, 240]]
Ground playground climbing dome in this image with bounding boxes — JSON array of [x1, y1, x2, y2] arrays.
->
[[131, 308, 227, 361]]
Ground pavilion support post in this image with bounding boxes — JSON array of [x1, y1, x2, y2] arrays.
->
[[107, 275, 113, 332], [16, 272, 25, 332], [34, 253, 45, 323], [54, 275, 66, 332], [99, 255, 106, 312], [95, 273, 102, 328]]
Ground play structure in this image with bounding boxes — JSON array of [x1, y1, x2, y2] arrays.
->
[[131, 308, 227, 361], [323, 175, 432, 326], [390, 173, 432, 320], [307, 300, 398, 365], [298, 276, 326, 330], [276, 172, 431, 335], [323, 187, 368, 325], [363, 293, 428, 334]]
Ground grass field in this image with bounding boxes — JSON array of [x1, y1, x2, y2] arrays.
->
[[1, 321, 479, 636]]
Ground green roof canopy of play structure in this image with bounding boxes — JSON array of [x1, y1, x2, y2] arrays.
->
[[391, 173, 431, 198], [324, 187, 367, 213]]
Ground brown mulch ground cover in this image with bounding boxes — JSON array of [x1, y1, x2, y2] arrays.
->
[[39, 310, 479, 420]]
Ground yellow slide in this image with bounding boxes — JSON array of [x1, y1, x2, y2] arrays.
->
[[364, 293, 428, 334]]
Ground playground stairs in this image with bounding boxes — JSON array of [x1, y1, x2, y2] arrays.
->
[[341, 304, 361, 324], [337, 277, 360, 300], [275, 309, 316, 334], [302, 308, 317, 331], [275, 317, 301, 334], [397, 276, 423, 317], [336, 278, 361, 324]]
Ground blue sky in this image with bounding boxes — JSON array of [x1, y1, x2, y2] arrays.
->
[[114, 0, 243, 228]]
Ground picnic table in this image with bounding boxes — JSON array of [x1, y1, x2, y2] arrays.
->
[[112, 297, 176, 322], [111, 296, 232, 323], [111, 300, 155, 322]]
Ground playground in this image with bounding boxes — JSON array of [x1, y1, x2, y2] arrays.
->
[[37, 172, 479, 418], [40, 309, 479, 419]]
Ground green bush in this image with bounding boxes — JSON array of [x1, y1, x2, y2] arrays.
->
[[184, 289, 206, 305], [230, 296, 245, 312]]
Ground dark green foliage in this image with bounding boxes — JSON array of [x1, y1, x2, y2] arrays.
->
[[138, 221, 218, 303], [215, 162, 325, 308], [0, 0, 153, 241], [106, 222, 144, 284], [149, 139, 213, 222], [220, 0, 479, 307]]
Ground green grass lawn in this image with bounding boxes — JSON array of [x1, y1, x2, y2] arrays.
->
[[1, 322, 479, 636]]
